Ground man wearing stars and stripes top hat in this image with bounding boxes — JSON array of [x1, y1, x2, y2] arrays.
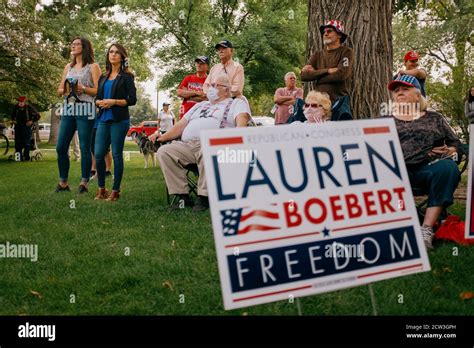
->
[[301, 19, 354, 121]]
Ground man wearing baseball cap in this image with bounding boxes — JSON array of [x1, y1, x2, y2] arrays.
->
[[301, 19, 354, 121], [176, 56, 210, 119], [10, 96, 40, 161], [204, 40, 245, 99], [393, 50, 427, 97], [386, 74, 461, 250]]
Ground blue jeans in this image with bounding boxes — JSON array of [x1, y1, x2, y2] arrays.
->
[[331, 95, 352, 121], [95, 120, 129, 191], [408, 159, 461, 208], [56, 111, 95, 182]]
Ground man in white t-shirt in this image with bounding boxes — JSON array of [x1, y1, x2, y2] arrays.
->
[[150, 74, 250, 211]]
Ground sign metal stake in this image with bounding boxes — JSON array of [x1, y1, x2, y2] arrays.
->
[[368, 283, 378, 316], [296, 298, 303, 316]]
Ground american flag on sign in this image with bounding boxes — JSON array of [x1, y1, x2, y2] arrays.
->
[[220, 205, 281, 236]]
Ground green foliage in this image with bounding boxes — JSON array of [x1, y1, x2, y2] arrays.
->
[[2, 0, 306, 117], [0, 0, 64, 114], [251, 93, 276, 116], [40, 0, 152, 80], [0, 151, 472, 315], [392, 0, 474, 141], [393, 0, 418, 17], [129, 85, 157, 124], [121, 0, 307, 114], [0, 0, 153, 118]]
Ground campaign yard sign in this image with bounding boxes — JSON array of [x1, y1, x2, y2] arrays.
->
[[465, 124, 474, 239], [201, 118, 431, 310]]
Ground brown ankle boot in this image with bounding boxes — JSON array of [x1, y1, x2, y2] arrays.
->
[[94, 188, 110, 200], [106, 190, 120, 201]]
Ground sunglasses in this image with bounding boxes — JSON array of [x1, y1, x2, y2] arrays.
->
[[304, 103, 322, 108]]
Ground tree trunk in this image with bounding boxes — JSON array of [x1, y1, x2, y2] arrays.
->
[[453, 30, 468, 142], [33, 121, 40, 144], [48, 106, 60, 145], [306, 0, 393, 118]]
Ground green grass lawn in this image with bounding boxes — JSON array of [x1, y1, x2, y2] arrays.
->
[[21, 139, 139, 152], [0, 149, 473, 316]]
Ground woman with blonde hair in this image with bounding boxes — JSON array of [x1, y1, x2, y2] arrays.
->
[[302, 91, 332, 123], [386, 74, 461, 250]]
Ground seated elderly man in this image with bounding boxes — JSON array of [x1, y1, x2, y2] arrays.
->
[[149, 74, 250, 212], [385, 74, 461, 250]]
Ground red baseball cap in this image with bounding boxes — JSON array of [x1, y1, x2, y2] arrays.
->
[[404, 51, 420, 62], [17, 96, 26, 102]]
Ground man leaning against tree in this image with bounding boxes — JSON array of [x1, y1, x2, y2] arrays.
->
[[301, 19, 354, 121]]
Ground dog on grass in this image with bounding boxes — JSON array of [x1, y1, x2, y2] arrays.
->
[[135, 132, 161, 168]]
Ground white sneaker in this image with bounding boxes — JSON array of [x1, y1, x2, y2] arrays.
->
[[421, 225, 434, 250]]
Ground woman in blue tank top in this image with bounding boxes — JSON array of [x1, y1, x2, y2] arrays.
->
[[93, 43, 137, 201]]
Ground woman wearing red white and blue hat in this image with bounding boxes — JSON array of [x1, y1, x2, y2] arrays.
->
[[385, 74, 461, 250]]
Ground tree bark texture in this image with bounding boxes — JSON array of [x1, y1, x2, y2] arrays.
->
[[48, 106, 59, 145], [306, 0, 393, 118]]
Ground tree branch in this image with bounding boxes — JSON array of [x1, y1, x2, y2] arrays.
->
[[149, 7, 190, 51], [235, 11, 250, 34], [438, 0, 451, 18], [243, 48, 254, 65], [186, 0, 193, 27], [221, 1, 228, 33], [427, 47, 454, 69], [430, 41, 453, 63]]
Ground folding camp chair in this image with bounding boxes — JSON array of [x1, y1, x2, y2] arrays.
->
[[166, 163, 199, 205]]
